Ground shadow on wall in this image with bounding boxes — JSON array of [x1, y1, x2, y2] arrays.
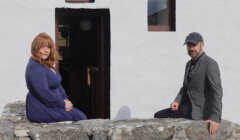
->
[[113, 106, 131, 120]]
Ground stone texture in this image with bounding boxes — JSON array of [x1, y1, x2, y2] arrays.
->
[[14, 121, 39, 137], [1, 101, 26, 123], [0, 119, 15, 140], [1, 101, 240, 140], [14, 137, 31, 140]]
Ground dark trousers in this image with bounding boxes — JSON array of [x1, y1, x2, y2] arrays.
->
[[154, 95, 192, 119]]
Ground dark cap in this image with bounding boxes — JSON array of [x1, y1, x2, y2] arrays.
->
[[184, 32, 204, 45]]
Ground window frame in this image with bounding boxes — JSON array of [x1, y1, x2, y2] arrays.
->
[[148, 0, 175, 31], [65, 0, 95, 2]]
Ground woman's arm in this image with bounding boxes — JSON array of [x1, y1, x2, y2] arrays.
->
[[59, 84, 68, 100], [26, 64, 65, 108]]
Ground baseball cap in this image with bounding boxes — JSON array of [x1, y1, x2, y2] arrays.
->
[[184, 32, 204, 45]]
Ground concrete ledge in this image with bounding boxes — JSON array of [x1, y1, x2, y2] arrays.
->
[[1, 101, 240, 140]]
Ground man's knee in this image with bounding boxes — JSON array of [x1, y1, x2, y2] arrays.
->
[[154, 112, 160, 118], [154, 109, 168, 118]]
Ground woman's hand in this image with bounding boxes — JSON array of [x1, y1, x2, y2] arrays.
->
[[64, 99, 73, 111]]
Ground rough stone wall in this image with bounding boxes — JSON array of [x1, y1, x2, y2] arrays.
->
[[1, 101, 240, 140]]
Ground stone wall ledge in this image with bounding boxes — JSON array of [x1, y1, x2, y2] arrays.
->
[[1, 101, 240, 140]]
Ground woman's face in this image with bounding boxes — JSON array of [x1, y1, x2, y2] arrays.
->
[[37, 46, 51, 60]]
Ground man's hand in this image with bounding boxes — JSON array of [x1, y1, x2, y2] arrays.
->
[[170, 101, 179, 111], [204, 120, 219, 135]]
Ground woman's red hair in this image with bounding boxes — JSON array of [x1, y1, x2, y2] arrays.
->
[[31, 33, 59, 69]]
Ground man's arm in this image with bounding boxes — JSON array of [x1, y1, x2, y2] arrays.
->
[[206, 60, 223, 123], [174, 62, 189, 104], [174, 86, 186, 103]]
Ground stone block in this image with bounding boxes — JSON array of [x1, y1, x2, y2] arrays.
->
[[0, 119, 15, 140]]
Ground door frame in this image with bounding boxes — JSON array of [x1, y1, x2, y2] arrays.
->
[[55, 8, 111, 119]]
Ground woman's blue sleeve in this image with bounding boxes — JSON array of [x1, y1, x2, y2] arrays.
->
[[27, 64, 65, 108], [59, 84, 68, 100]]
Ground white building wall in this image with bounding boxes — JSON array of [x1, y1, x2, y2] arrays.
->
[[0, 0, 240, 123]]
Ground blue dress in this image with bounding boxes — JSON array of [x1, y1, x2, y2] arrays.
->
[[25, 58, 87, 123]]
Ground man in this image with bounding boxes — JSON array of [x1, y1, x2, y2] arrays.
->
[[154, 32, 223, 135]]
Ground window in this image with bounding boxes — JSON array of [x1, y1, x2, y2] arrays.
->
[[148, 0, 175, 31], [57, 25, 70, 60], [65, 0, 95, 2]]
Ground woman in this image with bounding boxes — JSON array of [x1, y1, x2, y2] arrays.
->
[[25, 33, 87, 123]]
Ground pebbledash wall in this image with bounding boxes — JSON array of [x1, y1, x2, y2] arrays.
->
[[0, 0, 240, 123]]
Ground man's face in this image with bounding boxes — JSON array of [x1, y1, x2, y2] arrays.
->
[[186, 42, 204, 59]]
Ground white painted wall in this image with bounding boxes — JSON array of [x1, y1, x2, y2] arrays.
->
[[0, 0, 240, 124]]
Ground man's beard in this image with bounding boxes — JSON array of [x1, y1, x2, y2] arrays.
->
[[188, 50, 201, 58]]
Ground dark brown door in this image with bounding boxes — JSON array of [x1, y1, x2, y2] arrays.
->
[[55, 8, 110, 119]]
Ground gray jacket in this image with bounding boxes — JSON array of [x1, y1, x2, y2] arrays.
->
[[175, 53, 223, 123]]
